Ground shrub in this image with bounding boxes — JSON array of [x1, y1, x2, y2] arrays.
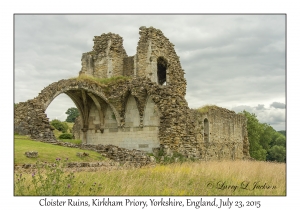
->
[[59, 133, 73, 139], [50, 120, 69, 133]]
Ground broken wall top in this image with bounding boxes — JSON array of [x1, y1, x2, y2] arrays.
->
[[80, 26, 187, 96]]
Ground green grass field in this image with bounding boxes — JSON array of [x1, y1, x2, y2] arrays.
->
[[14, 134, 286, 196], [71, 160, 285, 196], [14, 135, 104, 165]]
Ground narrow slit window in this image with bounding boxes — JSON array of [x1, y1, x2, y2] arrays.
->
[[204, 118, 209, 143]]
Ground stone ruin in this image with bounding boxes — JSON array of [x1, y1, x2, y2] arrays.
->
[[14, 26, 250, 161]]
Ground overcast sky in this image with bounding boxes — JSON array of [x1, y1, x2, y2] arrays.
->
[[14, 14, 286, 131]]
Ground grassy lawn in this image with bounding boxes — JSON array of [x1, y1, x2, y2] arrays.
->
[[14, 135, 104, 165]]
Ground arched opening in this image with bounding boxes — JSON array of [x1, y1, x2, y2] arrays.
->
[[45, 93, 78, 138], [157, 56, 167, 85], [204, 118, 209, 143], [45, 94, 77, 122]]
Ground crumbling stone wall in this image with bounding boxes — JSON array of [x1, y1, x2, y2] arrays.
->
[[15, 26, 250, 161], [80, 33, 128, 78], [184, 107, 250, 160], [136, 26, 187, 96], [79, 27, 186, 95], [14, 99, 55, 142]]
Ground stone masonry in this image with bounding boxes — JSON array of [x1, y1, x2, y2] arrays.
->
[[14, 26, 250, 161]]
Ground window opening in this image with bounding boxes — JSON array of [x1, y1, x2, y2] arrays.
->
[[204, 118, 209, 143], [157, 57, 167, 85]]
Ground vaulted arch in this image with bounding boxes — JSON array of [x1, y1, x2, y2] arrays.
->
[[28, 79, 120, 143]]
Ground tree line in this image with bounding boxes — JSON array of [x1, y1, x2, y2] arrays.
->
[[242, 110, 286, 162]]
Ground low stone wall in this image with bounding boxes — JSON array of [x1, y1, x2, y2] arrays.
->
[[52, 141, 154, 167], [15, 160, 147, 172]]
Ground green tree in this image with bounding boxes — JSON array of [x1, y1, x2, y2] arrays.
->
[[242, 110, 286, 162], [270, 132, 286, 148], [242, 111, 267, 160], [50, 119, 69, 133], [259, 123, 275, 151], [277, 130, 286, 137], [267, 145, 286, 162], [65, 107, 79, 123], [267, 131, 286, 162]]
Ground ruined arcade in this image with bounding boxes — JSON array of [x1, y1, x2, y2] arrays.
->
[[14, 26, 250, 160]]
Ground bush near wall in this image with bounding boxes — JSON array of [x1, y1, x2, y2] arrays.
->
[[58, 133, 73, 139], [50, 120, 69, 133]]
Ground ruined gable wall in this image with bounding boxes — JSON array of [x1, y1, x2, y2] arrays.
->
[[136, 27, 187, 96]]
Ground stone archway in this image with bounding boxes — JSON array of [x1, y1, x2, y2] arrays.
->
[[14, 78, 120, 143]]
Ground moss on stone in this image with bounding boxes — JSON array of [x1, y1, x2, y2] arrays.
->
[[197, 105, 219, 114], [74, 74, 131, 86]]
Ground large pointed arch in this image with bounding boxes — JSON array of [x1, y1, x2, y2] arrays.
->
[[23, 79, 121, 143], [36, 79, 120, 127]]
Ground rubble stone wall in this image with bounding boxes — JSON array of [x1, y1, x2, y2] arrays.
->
[[136, 27, 187, 96], [185, 107, 249, 160], [14, 99, 55, 142], [80, 33, 128, 78]]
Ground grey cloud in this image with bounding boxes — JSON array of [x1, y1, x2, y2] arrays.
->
[[256, 104, 266, 110], [231, 105, 255, 114], [14, 14, 286, 130], [270, 102, 286, 109], [230, 105, 286, 131]]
